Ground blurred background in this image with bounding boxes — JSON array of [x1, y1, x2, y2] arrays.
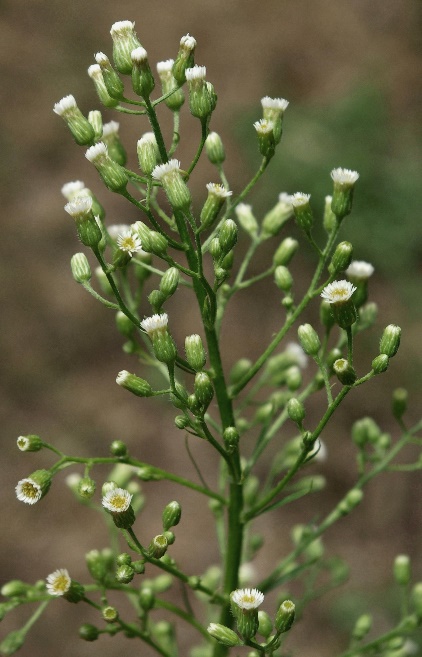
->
[[1, 0, 421, 655]]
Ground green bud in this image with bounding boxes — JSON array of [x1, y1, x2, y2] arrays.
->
[[65, 196, 103, 249], [351, 417, 381, 446], [85, 143, 128, 193], [235, 203, 258, 238], [152, 332, 177, 365], [86, 550, 109, 582], [194, 372, 214, 409], [200, 183, 232, 232], [88, 64, 119, 108], [319, 300, 335, 331], [379, 325, 401, 358], [186, 69, 215, 119], [110, 20, 143, 75], [372, 354, 389, 375], [110, 440, 128, 457], [71, 253, 92, 284], [78, 476, 96, 499], [274, 265, 293, 292], [329, 241, 353, 275], [163, 530, 175, 545], [229, 359, 252, 385], [338, 488, 363, 515], [185, 334, 207, 371], [160, 267, 179, 299], [156, 61, 185, 111], [95, 266, 113, 295], [1, 580, 30, 598], [131, 47, 155, 98], [275, 599, 296, 633], [209, 237, 222, 260], [79, 623, 100, 641], [172, 35, 196, 85], [132, 221, 152, 251], [257, 610, 273, 638], [223, 426, 239, 452], [412, 582, 422, 618], [291, 193, 314, 234], [205, 132, 225, 165], [116, 552, 132, 566], [175, 412, 189, 427], [352, 614, 372, 640], [262, 193, 293, 237], [287, 398, 305, 425], [392, 388, 408, 420], [0, 630, 26, 655], [219, 219, 238, 254], [114, 311, 134, 338], [88, 109, 102, 139], [207, 623, 242, 647], [358, 302, 378, 327], [148, 289, 166, 313], [116, 371, 153, 397], [137, 133, 160, 175], [286, 366, 302, 391], [394, 555, 411, 586], [147, 231, 168, 256], [333, 358, 357, 385], [323, 195, 337, 233], [116, 564, 135, 584], [298, 323, 321, 356], [132, 560, 145, 574], [148, 534, 168, 559], [162, 501, 182, 531], [330, 168, 359, 220], [102, 120, 126, 166], [139, 587, 155, 611], [273, 237, 299, 267], [16, 434, 43, 453], [153, 161, 192, 212], [254, 119, 275, 157], [53, 95, 95, 146]]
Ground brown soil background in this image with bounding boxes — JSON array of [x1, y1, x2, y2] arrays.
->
[[1, 1, 421, 656]]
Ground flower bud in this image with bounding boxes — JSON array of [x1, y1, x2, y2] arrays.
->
[[223, 427, 240, 452], [372, 354, 389, 375], [152, 160, 191, 212], [273, 237, 299, 266], [235, 203, 258, 238], [152, 332, 177, 365], [290, 193, 313, 234], [85, 143, 128, 193], [230, 358, 252, 385], [219, 219, 238, 254], [298, 324, 321, 357], [330, 168, 359, 220], [200, 184, 232, 232], [162, 501, 182, 531], [79, 623, 100, 642], [185, 334, 206, 371], [173, 34, 197, 85], [156, 59, 185, 111], [137, 132, 160, 175], [95, 52, 125, 101], [85, 550, 109, 582], [207, 623, 242, 647], [319, 300, 335, 330], [110, 440, 128, 457], [185, 65, 214, 119], [262, 193, 293, 238], [257, 610, 273, 638], [88, 64, 119, 109], [412, 582, 422, 618], [0, 630, 26, 654], [116, 371, 153, 397], [78, 476, 96, 499], [148, 534, 168, 559], [158, 268, 179, 300], [205, 132, 225, 165], [194, 372, 214, 409], [53, 95, 95, 146], [274, 265, 293, 292], [16, 434, 43, 452], [102, 120, 127, 166], [392, 388, 408, 420], [323, 195, 337, 233], [15, 469, 52, 505], [333, 358, 357, 385], [287, 398, 305, 425], [71, 253, 92, 284], [352, 614, 372, 641], [379, 325, 401, 358], [253, 119, 275, 157], [102, 606, 118, 623], [394, 555, 411, 586], [329, 241, 353, 275], [1, 580, 30, 598], [338, 488, 363, 515], [139, 587, 155, 611], [275, 599, 295, 633], [131, 47, 155, 98], [116, 564, 135, 583], [110, 21, 143, 75], [261, 96, 289, 143], [65, 196, 103, 249], [87, 109, 103, 140]]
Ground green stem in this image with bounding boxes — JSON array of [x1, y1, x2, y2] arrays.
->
[[187, 120, 208, 176], [144, 96, 168, 163], [155, 599, 212, 641], [93, 249, 140, 327]]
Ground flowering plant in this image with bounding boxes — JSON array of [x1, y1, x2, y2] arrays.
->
[[2, 19, 421, 657]]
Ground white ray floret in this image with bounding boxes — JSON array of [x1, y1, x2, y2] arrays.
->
[[152, 159, 181, 181], [346, 260, 375, 279], [61, 180, 85, 200], [180, 34, 197, 50], [108, 224, 131, 239], [64, 195, 93, 217], [116, 370, 131, 386], [290, 192, 310, 207], [141, 313, 169, 335], [110, 20, 135, 37], [46, 569, 71, 596], [321, 280, 357, 304], [331, 168, 359, 185], [88, 64, 102, 80], [206, 183, 232, 198], [117, 230, 143, 256], [261, 96, 289, 111], [15, 477, 42, 504], [157, 59, 174, 75], [131, 47, 148, 63], [253, 118, 274, 134], [95, 52, 110, 66], [102, 120, 120, 137], [102, 487, 132, 513], [53, 95, 77, 116], [185, 65, 206, 81], [231, 587, 264, 610], [85, 142, 108, 162]]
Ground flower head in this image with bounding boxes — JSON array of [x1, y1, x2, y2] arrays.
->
[[321, 280, 357, 305], [253, 118, 274, 135], [152, 159, 181, 182], [331, 168, 359, 186], [85, 142, 108, 163], [15, 477, 42, 504], [346, 260, 375, 279], [46, 569, 71, 596], [180, 34, 197, 50], [116, 230, 142, 256], [110, 20, 135, 37], [64, 195, 93, 218], [131, 46, 148, 64], [289, 192, 310, 207], [102, 487, 132, 513], [108, 224, 130, 239], [61, 180, 85, 200], [261, 96, 289, 112], [87, 64, 102, 80], [140, 313, 168, 335], [53, 94, 77, 116], [231, 588, 264, 610], [206, 183, 232, 199], [156, 59, 174, 78], [95, 51, 110, 66], [185, 65, 206, 82]]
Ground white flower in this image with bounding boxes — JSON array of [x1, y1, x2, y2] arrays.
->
[[85, 142, 108, 162], [206, 183, 232, 198], [95, 52, 109, 66], [108, 224, 130, 239], [346, 260, 375, 279], [141, 313, 168, 335], [331, 168, 359, 185], [61, 180, 85, 200], [157, 59, 174, 74], [185, 65, 206, 81], [152, 159, 181, 181], [64, 195, 93, 218], [289, 192, 310, 207], [321, 280, 357, 304], [53, 94, 77, 116], [87, 64, 102, 79], [117, 230, 142, 256], [102, 120, 120, 138], [285, 342, 308, 369], [180, 34, 197, 50], [116, 370, 130, 385], [102, 487, 132, 513], [131, 46, 148, 63], [15, 477, 42, 504], [253, 118, 274, 134], [138, 132, 157, 148], [16, 436, 30, 451], [235, 203, 253, 219], [261, 96, 289, 112], [46, 569, 71, 596], [231, 588, 264, 610], [110, 20, 135, 37]]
